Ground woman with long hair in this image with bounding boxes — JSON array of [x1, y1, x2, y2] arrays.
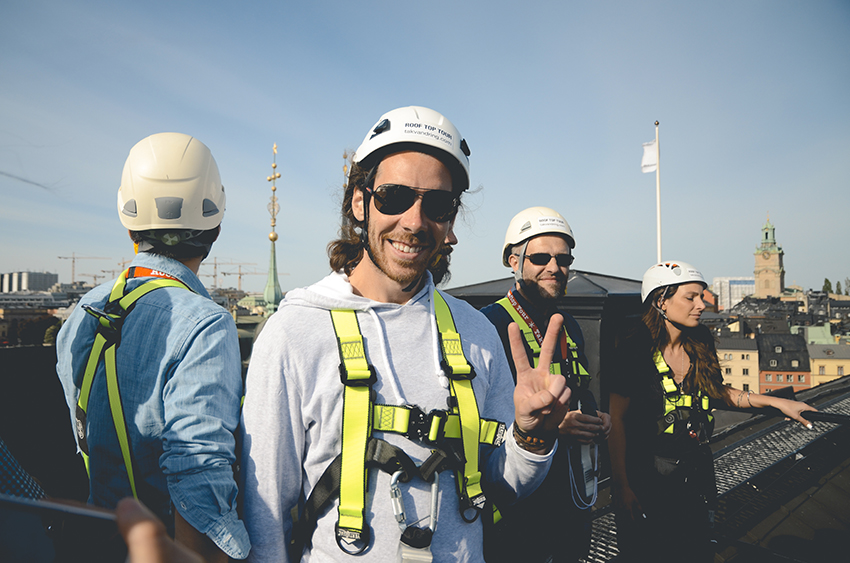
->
[[608, 261, 815, 561]]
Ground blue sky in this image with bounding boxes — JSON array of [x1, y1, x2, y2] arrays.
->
[[2, 1, 848, 294]]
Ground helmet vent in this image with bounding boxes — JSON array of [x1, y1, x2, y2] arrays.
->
[[519, 221, 532, 233], [122, 199, 138, 218], [202, 199, 220, 217], [155, 197, 183, 220]]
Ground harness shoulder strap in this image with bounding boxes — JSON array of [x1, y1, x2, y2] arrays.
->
[[652, 349, 713, 435], [329, 309, 376, 554], [76, 268, 191, 499], [496, 297, 590, 381], [433, 290, 487, 519]]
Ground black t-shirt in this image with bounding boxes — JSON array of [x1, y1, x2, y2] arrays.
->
[[607, 320, 722, 467]]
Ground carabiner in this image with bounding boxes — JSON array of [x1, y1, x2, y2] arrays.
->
[[390, 470, 441, 533], [390, 470, 407, 531]]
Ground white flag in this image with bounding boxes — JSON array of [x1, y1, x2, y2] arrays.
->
[[641, 140, 657, 173]]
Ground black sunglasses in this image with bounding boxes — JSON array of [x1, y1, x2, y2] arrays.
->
[[523, 253, 574, 267], [366, 184, 459, 223]]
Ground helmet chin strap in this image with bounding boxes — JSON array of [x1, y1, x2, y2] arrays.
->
[[653, 286, 670, 320], [654, 286, 690, 331], [513, 241, 529, 291]]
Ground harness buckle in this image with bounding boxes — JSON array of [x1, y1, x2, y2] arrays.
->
[[338, 363, 377, 387], [440, 360, 476, 381], [405, 407, 448, 444], [458, 491, 485, 523], [82, 305, 122, 343], [405, 407, 429, 442], [335, 522, 370, 555]]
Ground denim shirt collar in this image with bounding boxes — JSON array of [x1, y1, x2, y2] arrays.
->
[[130, 252, 210, 299]]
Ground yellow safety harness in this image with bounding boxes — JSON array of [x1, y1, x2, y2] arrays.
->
[[75, 267, 191, 499], [653, 350, 713, 439], [292, 290, 507, 558], [495, 296, 589, 382], [495, 295, 597, 513]]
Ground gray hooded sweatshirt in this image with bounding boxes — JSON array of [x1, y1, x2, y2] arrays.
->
[[241, 272, 554, 562]]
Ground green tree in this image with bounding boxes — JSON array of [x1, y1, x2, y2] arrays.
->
[[823, 278, 833, 293], [44, 319, 63, 345], [838, 281, 844, 296], [19, 315, 61, 346], [845, 277, 850, 295]]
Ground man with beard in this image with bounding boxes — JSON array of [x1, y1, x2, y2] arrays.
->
[[481, 207, 611, 563], [240, 108, 573, 562]]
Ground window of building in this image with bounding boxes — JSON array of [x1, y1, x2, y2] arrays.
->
[[770, 359, 777, 367], [819, 366, 825, 375], [840, 366, 845, 376], [798, 375, 805, 383], [725, 368, 732, 375], [746, 354, 750, 360], [775, 346, 782, 353], [791, 360, 799, 368], [743, 383, 750, 391], [743, 368, 749, 376], [766, 374, 772, 382]]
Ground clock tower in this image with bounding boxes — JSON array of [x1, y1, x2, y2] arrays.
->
[[753, 217, 785, 298]]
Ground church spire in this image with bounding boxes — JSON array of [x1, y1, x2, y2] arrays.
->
[[263, 143, 283, 316]]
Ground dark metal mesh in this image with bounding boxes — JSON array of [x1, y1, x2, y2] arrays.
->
[[577, 397, 850, 562]]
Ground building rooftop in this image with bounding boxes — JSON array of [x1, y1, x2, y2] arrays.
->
[[717, 336, 759, 350], [447, 270, 641, 300], [582, 376, 850, 562], [808, 343, 850, 361]]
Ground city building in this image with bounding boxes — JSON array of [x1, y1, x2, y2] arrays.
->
[[1, 271, 58, 293], [757, 333, 810, 394], [712, 277, 755, 311], [791, 325, 834, 345], [717, 336, 759, 392], [808, 343, 850, 387], [753, 218, 785, 298]]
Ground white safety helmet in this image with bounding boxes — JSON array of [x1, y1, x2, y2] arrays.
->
[[352, 106, 471, 191], [117, 132, 225, 231], [640, 261, 707, 303], [502, 206, 575, 267]]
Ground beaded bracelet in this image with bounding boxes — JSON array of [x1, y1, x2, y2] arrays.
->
[[513, 422, 556, 452]]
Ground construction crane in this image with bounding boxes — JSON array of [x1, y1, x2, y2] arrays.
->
[[221, 266, 289, 291], [198, 258, 258, 289], [221, 264, 258, 291], [57, 253, 110, 283], [78, 272, 105, 286], [101, 258, 133, 279]]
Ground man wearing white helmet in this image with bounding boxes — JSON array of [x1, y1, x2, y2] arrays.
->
[[56, 133, 249, 561], [480, 207, 611, 563], [241, 107, 571, 562]]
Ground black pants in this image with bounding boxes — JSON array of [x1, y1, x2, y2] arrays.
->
[[615, 446, 716, 563]]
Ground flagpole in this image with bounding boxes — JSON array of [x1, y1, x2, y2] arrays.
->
[[654, 121, 661, 263]]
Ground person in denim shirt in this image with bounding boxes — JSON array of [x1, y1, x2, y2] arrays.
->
[[56, 133, 249, 561]]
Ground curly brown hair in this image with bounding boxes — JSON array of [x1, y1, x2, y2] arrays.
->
[[642, 285, 725, 399], [326, 160, 459, 285]]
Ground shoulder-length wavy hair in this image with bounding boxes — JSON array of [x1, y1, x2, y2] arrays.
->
[[326, 158, 459, 285], [642, 285, 725, 399]]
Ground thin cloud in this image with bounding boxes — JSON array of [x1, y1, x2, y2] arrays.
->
[[0, 170, 55, 191]]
